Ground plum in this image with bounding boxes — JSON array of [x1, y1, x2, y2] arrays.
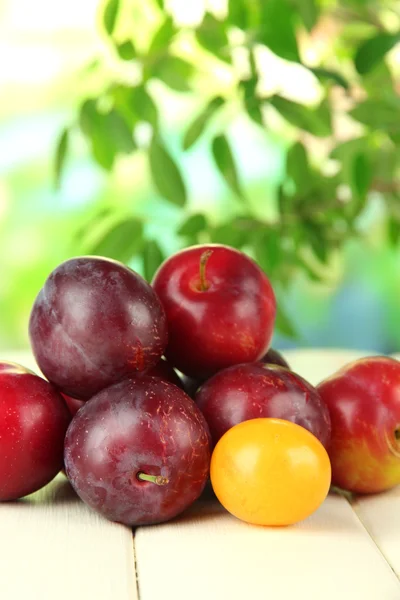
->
[[152, 245, 276, 378], [29, 256, 168, 400], [0, 362, 71, 500], [64, 377, 211, 526], [195, 362, 331, 448], [318, 356, 400, 493]]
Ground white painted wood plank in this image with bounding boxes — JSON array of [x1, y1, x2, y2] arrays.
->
[[282, 348, 376, 386], [135, 489, 400, 600], [0, 350, 137, 600], [353, 487, 400, 580], [0, 475, 138, 600]]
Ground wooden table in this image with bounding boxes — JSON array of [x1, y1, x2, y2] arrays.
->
[[2, 348, 400, 600]]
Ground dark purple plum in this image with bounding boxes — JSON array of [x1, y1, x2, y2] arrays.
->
[[262, 348, 289, 369], [195, 363, 331, 448], [62, 357, 183, 417], [64, 377, 211, 526], [0, 362, 71, 500], [29, 257, 168, 400]]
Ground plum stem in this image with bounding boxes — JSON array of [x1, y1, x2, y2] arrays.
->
[[199, 250, 213, 291], [395, 429, 400, 440], [137, 472, 169, 486]]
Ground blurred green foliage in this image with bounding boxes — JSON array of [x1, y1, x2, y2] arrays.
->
[[2, 0, 400, 351], [57, 0, 400, 305]]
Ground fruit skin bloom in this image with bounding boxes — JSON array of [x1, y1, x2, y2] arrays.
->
[[153, 244, 276, 379], [210, 418, 332, 527]]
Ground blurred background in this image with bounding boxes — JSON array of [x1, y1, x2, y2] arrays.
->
[[1, 0, 400, 353]]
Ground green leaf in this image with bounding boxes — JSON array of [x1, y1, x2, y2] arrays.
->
[[107, 110, 136, 153], [149, 16, 175, 54], [211, 220, 250, 248], [79, 100, 135, 170], [183, 96, 224, 150], [247, 103, 264, 126], [132, 86, 158, 127], [212, 134, 244, 200], [331, 137, 368, 161], [355, 33, 400, 75], [290, 0, 319, 31], [388, 216, 400, 246], [352, 152, 371, 201], [117, 40, 136, 60], [143, 240, 164, 281], [311, 68, 349, 90], [178, 214, 208, 236], [350, 98, 400, 130], [80, 100, 114, 169], [113, 85, 158, 128], [196, 13, 230, 63], [89, 218, 143, 262], [303, 221, 329, 263], [103, 0, 120, 36], [286, 142, 311, 196], [259, 0, 300, 62], [227, 0, 249, 28], [296, 257, 321, 282], [153, 55, 194, 92], [275, 304, 298, 339], [149, 135, 187, 206], [54, 127, 69, 189], [241, 77, 264, 126], [270, 96, 332, 137], [254, 228, 282, 275], [278, 184, 293, 216]]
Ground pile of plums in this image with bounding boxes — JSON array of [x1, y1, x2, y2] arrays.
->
[[1, 244, 400, 525]]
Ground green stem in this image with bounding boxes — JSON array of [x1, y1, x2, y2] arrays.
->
[[137, 472, 169, 485]]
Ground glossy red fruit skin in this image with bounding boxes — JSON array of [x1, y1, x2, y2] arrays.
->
[[195, 363, 331, 448], [29, 256, 168, 400], [0, 362, 71, 500], [62, 357, 183, 415], [317, 357, 400, 494], [262, 348, 289, 369], [152, 244, 276, 379], [64, 377, 211, 526]]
